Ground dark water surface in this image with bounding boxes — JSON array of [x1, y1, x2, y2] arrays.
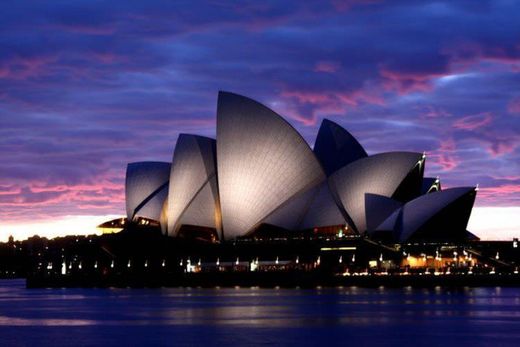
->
[[1, 280, 520, 346]]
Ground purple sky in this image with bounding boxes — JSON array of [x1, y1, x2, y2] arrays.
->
[[0, 1, 519, 232]]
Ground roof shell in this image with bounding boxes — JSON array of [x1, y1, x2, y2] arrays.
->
[[174, 176, 220, 232], [261, 182, 320, 231], [166, 134, 219, 236], [299, 181, 346, 230], [328, 152, 423, 234], [260, 180, 346, 231], [314, 119, 367, 176], [125, 162, 170, 222], [397, 186, 476, 242], [365, 193, 403, 234], [216, 91, 326, 239]]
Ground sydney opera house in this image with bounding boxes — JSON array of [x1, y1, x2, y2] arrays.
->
[[124, 91, 478, 245], [29, 91, 520, 288]]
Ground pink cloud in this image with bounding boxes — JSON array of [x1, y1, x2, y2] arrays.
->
[[50, 23, 116, 36], [314, 61, 341, 73], [269, 102, 319, 126], [330, 0, 383, 11], [476, 184, 520, 203], [0, 175, 125, 214], [89, 52, 123, 64], [0, 55, 57, 80], [443, 41, 520, 72], [487, 141, 516, 157], [0, 189, 124, 207], [507, 97, 520, 114], [279, 88, 385, 125], [471, 130, 520, 157], [379, 66, 444, 94], [281, 89, 385, 107], [490, 175, 520, 181], [452, 112, 493, 131], [418, 105, 452, 119], [381, 41, 520, 96], [428, 138, 459, 171], [29, 181, 122, 193], [281, 91, 332, 105], [0, 184, 21, 196]]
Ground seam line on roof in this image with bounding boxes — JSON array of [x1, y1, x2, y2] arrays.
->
[[172, 173, 216, 236], [132, 181, 169, 220]]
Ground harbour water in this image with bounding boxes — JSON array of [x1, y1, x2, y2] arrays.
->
[[1, 279, 520, 346]]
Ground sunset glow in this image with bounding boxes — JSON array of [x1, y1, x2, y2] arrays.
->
[[1, 207, 518, 242], [1, 215, 121, 242]]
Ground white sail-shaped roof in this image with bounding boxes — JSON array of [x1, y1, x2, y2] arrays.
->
[[166, 134, 219, 236], [125, 162, 170, 222], [216, 91, 326, 239], [329, 152, 423, 235]]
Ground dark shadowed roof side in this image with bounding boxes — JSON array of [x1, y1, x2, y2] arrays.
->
[[314, 119, 367, 176]]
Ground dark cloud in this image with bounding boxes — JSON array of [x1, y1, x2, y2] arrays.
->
[[1, 0, 519, 222]]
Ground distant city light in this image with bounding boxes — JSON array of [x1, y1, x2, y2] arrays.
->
[[1, 215, 121, 242]]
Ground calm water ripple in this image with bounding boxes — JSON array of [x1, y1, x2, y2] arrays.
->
[[1, 279, 520, 346]]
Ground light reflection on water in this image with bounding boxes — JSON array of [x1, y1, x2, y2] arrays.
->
[[0, 280, 520, 346]]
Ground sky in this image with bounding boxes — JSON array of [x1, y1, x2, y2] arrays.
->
[[0, 0, 519, 241]]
